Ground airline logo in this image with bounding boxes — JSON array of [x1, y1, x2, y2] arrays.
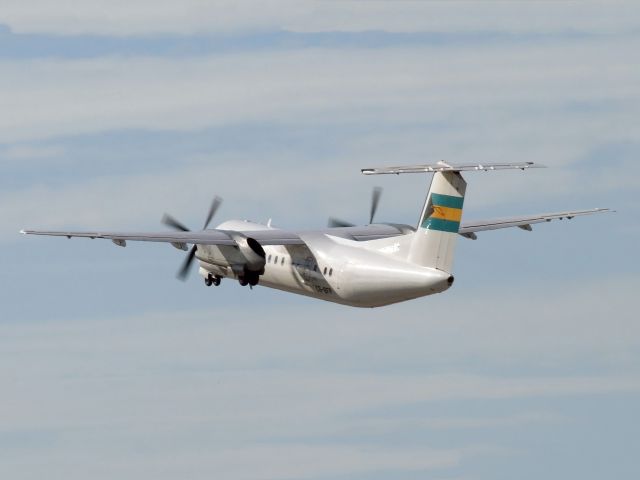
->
[[421, 193, 464, 233]]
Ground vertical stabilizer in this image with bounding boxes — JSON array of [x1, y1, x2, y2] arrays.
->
[[408, 171, 466, 273]]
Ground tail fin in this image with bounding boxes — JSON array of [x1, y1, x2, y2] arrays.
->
[[361, 161, 544, 272], [408, 171, 466, 273]]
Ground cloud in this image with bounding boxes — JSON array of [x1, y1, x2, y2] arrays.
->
[[0, 144, 65, 163], [0, 441, 463, 480], [349, 411, 564, 433], [2, 6, 638, 479], [0, 1, 638, 36], [1, 151, 351, 239], [1, 244, 637, 479], [0, 28, 637, 237], [1, 31, 638, 145], [1, 276, 638, 430], [2, 271, 639, 479]]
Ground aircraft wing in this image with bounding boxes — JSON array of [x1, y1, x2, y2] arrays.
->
[[21, 209, 611, 245], [20, 228, 306, 246], [20, 223, 415, 246], [458, 208, 610, 239]]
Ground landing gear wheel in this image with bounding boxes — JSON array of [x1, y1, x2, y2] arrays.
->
[[239, 276, 248, 286], [248, 274, 259, 287], [205, 275, 213, 287], [213, 276, 221, 286]]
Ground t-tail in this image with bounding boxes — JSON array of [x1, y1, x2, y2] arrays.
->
[[361, 161, 543, 274]]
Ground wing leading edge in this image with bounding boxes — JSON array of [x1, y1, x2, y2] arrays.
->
[[20, 209, 611, 245], [19, 228, 305, 246]]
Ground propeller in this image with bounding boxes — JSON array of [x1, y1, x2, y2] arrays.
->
[[177, 245, 198, 280], [162, 196, 223, 280], [202, 196, 223, 230], [327, 217, 355, 228], [161, 214, 189, 232], [369, 186, 382, 225], [328, 187, 383, 228]]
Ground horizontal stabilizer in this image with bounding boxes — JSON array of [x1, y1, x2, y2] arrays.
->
[[459, 208, 611, 238], [362, 161, 544, 175]]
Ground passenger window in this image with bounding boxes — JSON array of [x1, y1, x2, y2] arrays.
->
[[329, 268, 333, 276], [281, 257, 285, 265], [323, 267, 327, 275], [268, 254, 272, 263], [274, 256, 278, 264]]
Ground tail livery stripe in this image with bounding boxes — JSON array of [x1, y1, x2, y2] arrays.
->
[[431, 193, 464, 209], [431, 205, 463, 223], [421, 193, 464, 232]]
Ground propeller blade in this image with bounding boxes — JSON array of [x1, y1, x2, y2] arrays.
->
[[162, 213, 190, 232], [177, 244, 198, 280], [328, 217, 356, 228], [203, 195, 223, 230], [369, 186, 383, 224]]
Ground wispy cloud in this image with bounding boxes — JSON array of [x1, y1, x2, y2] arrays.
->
[[347, 411, 564, 433], [2, 4, 639, 479], [1, 1, 637, 36], [0, 441, 464, 480], [3, 273, 639, 478], [1, 32, 637, 145], [0, 27, 637, 237], [1, 144, 65, 162]]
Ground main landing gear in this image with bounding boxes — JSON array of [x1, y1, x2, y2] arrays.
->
[[204, 274, 221, 287], [204, 271, 259, 288], [238, 271, 260, 288]]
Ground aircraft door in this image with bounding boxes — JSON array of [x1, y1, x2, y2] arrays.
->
[[298, 254, 315, 283]]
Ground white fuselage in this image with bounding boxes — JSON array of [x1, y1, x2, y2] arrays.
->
[[195, 220, 453, 307]]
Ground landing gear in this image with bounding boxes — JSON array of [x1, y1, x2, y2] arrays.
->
[[205, 274, 222, 287], [238, 271, 260, 287]]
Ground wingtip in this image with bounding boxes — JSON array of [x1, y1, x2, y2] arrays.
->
[[19, 229, 27, 235]]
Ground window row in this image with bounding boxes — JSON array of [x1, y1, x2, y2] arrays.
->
[[267, 254, 286, 266], [266, 254, 333, 276]]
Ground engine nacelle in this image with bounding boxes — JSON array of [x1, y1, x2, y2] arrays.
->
[[231, 234, 266, 274]]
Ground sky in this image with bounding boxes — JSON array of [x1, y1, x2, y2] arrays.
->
[[1, 1, 639, 479]]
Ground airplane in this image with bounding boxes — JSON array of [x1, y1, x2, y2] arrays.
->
[[21, 162, 609, 308]]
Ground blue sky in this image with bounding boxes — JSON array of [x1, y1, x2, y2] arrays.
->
[[1, 2, 639, 479]]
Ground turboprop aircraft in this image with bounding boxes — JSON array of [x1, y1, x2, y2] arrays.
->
[[21, 162, 608, 307]]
